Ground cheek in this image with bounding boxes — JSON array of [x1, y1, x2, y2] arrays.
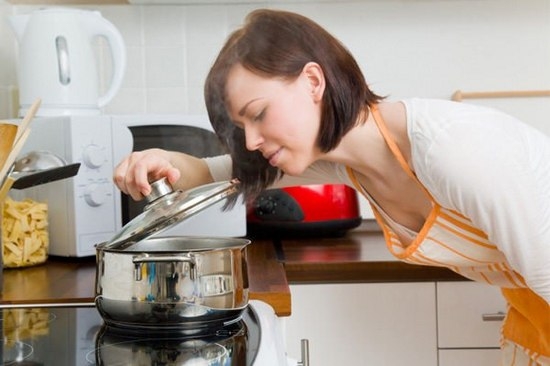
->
[[285, 89, 319, 125], [292, 96, 322, 143], [268, 85, 321, 144]]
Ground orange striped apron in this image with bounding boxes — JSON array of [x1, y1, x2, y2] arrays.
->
[[347, 106, 550, 365]]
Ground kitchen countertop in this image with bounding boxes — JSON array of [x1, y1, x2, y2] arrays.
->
[[278, 220, 466, 284], [0, 221, 466, 316]]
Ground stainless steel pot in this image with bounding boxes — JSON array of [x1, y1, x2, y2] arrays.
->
[[95, 236, 250, 330]]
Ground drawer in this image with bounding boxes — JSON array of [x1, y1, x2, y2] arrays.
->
[[437, 282, 506, 348], [439, 349, 501, 366]]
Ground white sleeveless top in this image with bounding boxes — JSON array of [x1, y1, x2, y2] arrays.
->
[[346, 104, 549, 364]]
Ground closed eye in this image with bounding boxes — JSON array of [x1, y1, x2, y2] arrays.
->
[[253, 108, 266, 122], [232, 120, 244, 129]]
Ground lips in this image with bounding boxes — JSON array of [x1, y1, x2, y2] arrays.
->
[[263, 148, 282, 166]]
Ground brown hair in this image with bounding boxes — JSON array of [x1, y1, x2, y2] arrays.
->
[[204, 9, 383, 205]]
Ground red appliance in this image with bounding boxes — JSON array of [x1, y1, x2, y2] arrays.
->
[[247, 184, 362, 237]]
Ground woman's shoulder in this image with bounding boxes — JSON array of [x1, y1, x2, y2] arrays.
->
[[406, 97, 550, 202], [402, 97, 528, 144], [402, 97, 505, 124]]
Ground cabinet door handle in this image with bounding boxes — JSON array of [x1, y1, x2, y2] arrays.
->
[[297, 339, 310, 366], [482, 311, 506, 321]]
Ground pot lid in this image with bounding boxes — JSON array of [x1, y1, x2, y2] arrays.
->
[[105, 178, 240, 249]]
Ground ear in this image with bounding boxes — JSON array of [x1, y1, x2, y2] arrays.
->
[[302, 62, 325, 103]]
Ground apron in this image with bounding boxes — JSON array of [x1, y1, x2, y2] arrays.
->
[[346, 105, 550, 365]]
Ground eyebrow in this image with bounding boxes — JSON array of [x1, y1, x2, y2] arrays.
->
[[238, 98, 262, 116]]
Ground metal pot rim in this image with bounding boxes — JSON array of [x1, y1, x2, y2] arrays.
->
[[95, 236, 251, 253]]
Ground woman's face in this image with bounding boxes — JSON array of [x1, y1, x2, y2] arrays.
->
[[225, 63, 324, 176]]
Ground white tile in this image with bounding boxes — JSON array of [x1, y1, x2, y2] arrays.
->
[[142, 6, 185, 47], [0, 5, 18, 86], [95, 5, 143, 48], [183, 5, 228, 47], [1, 0, 549, 121], [121, 46, 145, 89], [146, 87, 187, 114], [185, 43, 221, 89], [187, 84, 208, 115], [226, 3, 261, 30], [103, 87, 147, 115], [181, 7, 228, 91], [144, 46, 185, 88]]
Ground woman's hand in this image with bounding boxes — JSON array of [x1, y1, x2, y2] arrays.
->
[[113, 148, 213, 201]]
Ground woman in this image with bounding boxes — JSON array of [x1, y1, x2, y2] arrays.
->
[[114, 9, 550, 364]]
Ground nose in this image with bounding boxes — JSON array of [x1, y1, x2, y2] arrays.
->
[[244, 124, 263, 151]]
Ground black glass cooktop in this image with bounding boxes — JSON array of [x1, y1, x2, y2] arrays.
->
[[0, 305, 260, 366]]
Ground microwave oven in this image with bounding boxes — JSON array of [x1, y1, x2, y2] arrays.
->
[[11, 114, 246, 257]]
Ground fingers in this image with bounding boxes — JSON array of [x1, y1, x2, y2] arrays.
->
[[113, 158, 131, 194], [164, 167, 182, 187], [113, 153, 146, 201], [113, 149, 179, 201]]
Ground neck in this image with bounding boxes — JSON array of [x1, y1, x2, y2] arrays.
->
[[323, 106, 383, 173], [321, 101, 408, 180]]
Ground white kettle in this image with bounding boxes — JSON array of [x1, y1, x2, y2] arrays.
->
[[10, 8, 126, 117]]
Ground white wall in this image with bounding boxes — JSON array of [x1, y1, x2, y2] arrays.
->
[[1, 0, 549, 216], [1, 0, 549, 118], [0, 0, 18, 115]]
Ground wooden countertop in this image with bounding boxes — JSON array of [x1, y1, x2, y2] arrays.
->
[[277, 221, 466, 284], [1, 221, 466, 317]]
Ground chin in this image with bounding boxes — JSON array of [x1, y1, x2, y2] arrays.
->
[[279, 163, 309, 177], [277, 152, 317, 176]]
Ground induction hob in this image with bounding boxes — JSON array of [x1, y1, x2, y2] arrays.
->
[[1, 300, 291, 365]]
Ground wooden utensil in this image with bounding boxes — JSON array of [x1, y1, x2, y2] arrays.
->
[[0, 123, 18, 170], [15, 98, 41, 145], [0, 175, 15, 204]]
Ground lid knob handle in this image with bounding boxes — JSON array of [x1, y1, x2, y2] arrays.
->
[[146, 178, 173, 203]]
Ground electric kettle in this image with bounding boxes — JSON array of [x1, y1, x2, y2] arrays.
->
[[9, 8, 126, 117]]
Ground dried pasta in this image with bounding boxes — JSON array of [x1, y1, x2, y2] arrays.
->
[[2, 197, 48, 267]]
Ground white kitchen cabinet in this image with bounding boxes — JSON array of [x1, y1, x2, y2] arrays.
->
[[439, 349, 501, 366], [437, 281, 507, 366], [284, 283, 438, 366]]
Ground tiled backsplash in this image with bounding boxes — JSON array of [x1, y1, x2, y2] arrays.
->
[[1, 1, 549, 118], [2, 1, 550, 118]]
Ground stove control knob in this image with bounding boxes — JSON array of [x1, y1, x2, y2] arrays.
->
[[84, 183, 107, 207], [82, 144, 106, 169]]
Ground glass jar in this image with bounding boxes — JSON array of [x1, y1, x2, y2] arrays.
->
[[0, 201, 3, 292], [1, 197, 48, 268]]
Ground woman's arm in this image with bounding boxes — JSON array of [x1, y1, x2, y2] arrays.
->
[[205, 155, 352, 188]]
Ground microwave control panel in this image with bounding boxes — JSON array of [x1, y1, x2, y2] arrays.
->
[[17, 115, 123, 257]]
